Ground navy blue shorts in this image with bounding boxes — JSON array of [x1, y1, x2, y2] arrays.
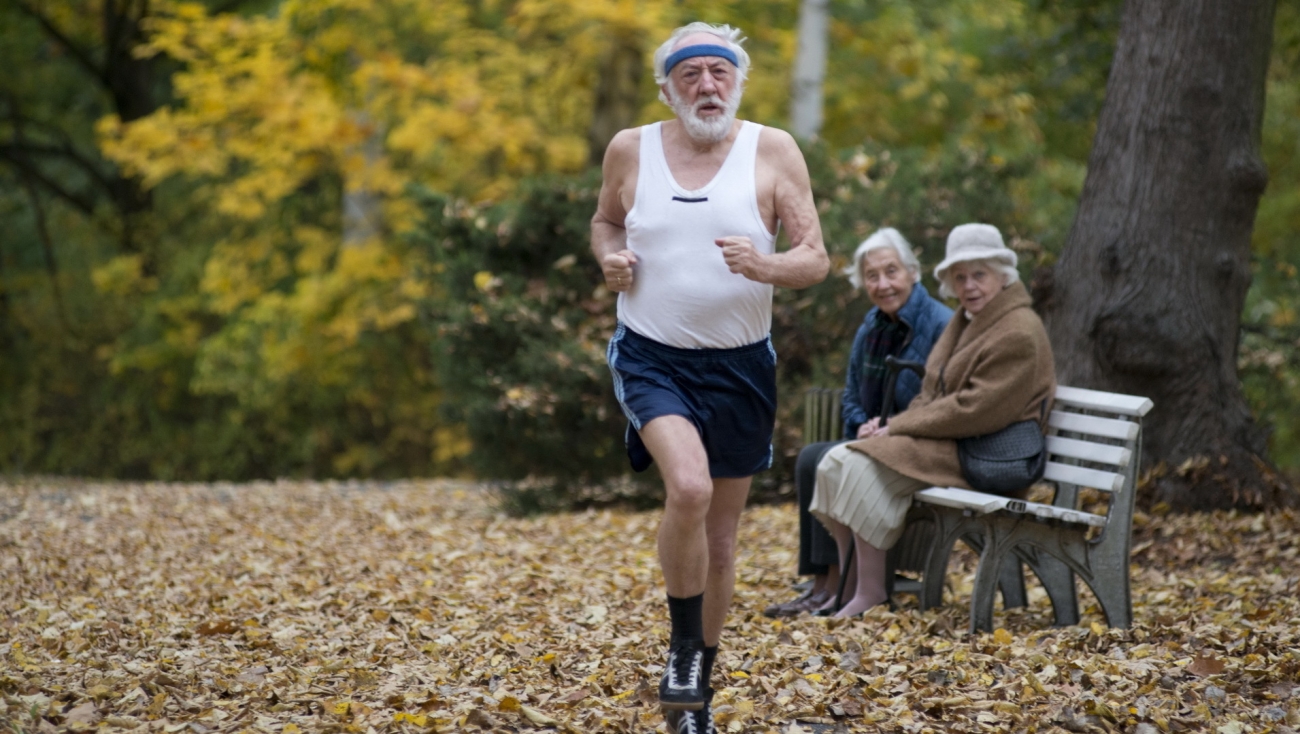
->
[[606, 324, 777, 478]]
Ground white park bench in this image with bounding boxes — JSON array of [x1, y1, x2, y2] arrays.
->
[[802, 384, 1153, 632]]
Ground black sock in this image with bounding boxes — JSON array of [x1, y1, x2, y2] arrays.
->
[[702, 645, 718, 691], [667, 593, 704, 644]]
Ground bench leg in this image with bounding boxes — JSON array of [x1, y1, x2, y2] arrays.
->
[[959, 531, 1027, 609], [1019, 550, 1079, 627], [968, 537, 1006, 633], [919, 525, 960, 611], [996, 555, 1027, 609], [1082, 566, 1132, 629]]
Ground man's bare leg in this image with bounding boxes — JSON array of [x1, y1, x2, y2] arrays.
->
[[639, 415, 714, 598], [638, 415, 714, 712], [702, 476, 752, 646]]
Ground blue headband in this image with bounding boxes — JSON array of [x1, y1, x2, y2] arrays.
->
[[664, 43, 739, 75]]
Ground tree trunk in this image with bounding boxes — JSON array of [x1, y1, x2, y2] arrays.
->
[[790, 0, 829, 140], [587, 38, 643, 168], [1041, 0, 1294, 510], [343, 112, 384, 246]]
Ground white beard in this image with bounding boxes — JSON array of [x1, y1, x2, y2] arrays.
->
[[670, 84, 743, 144]]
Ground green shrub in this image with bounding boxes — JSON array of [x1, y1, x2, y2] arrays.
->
[[410, 174, 641, 502]]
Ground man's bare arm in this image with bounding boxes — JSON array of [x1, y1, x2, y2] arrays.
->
[[718, 128, 828, 288], [763, 128, 829, 289], [591, 129, 639, 292]]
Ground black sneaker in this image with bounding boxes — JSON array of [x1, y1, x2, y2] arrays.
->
[[665, 693, 715, 733], [658, 641, 706, 711]]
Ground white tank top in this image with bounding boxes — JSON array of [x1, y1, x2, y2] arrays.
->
[[618, 121, 777, 349]]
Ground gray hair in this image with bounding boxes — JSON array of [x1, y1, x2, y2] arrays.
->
[[653, 23, 751, 105], [936, 258, 1020, 300], [843, 228, 922, 290]]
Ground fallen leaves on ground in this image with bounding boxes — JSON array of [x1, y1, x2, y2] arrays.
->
[[1, 478, 1298, 733]]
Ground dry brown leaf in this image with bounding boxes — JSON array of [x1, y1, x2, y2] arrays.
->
[[1188, 653, 1227, 676], [464, 708, 498, 729], [63, 702, 99, 730], [558, 687, 589, 704], [195, 618, 238, 636]]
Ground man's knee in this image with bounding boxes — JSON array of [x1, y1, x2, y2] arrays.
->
[[665, 475, 713, 515]]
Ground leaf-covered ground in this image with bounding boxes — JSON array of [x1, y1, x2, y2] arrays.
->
[[2, 479, 1298, 733]]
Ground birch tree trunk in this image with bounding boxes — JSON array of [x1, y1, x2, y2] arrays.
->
[[1041, 0, 1295, 510], [790, 0, 829, 140]]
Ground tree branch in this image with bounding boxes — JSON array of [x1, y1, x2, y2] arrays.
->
[[0, 136, 116, 193], [16, 161, 76, 336], [9, 0, 108, 87], [0, 94, 109, 213], [0, 148, 99, 215]]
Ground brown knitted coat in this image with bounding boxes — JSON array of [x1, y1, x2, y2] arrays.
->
[[849, 281, 1056, 489]]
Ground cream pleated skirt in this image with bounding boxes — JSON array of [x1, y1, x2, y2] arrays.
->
[[808, 443, 928, 550]]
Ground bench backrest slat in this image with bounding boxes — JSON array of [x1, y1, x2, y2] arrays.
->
[[1043, 461, 1125, 493], [1045, 435, 1132, 468], [1048, 410, 1140, 441], [1054, 385, 1154, 417]]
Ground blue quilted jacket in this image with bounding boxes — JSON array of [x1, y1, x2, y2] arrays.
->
[[841, 285, 953, 439]]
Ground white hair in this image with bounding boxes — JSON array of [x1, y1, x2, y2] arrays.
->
[[844, 228, 922, 290], [653, 23, 751, 106], [937, 258, 1020, 299]]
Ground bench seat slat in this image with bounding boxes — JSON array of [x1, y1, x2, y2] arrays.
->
[[915, 487, 1108, 528], [1043, 461, 1125, 492], [1048, 410, 1140, 441], [1045, 435, 1132, 468], [1053, 386, 1154, 417]]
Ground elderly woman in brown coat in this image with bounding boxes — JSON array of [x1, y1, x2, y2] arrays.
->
[[808, 223, 1056, 618]]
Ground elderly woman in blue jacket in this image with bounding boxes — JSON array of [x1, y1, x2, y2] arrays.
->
[[765, 228, 952, 617]]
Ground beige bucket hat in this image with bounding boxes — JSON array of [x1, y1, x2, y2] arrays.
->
[[933, 223, 1017, 283]]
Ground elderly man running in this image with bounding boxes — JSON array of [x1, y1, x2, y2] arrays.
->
[[591, 21, 828, 733]]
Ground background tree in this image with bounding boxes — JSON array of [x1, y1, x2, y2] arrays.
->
[[1042, 0, 1295, 510], [790, 0, 828, 139]]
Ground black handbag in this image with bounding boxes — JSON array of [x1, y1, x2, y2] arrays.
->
[[956, 400, 1049, 496]]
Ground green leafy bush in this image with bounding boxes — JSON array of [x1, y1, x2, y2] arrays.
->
[[409, 175, 639, 505]]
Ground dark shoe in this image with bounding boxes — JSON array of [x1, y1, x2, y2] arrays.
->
[[659, 641, 706, 711], [666, 691, 716, 733], [762, 589, 832, 618]]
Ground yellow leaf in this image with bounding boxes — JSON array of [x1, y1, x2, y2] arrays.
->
[[993, 628, 1013, 645], [498, 696, 521, 712]]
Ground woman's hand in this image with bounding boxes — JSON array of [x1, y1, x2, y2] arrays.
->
[[857, 417, 890, 439], [857, 417, 881, 439]]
